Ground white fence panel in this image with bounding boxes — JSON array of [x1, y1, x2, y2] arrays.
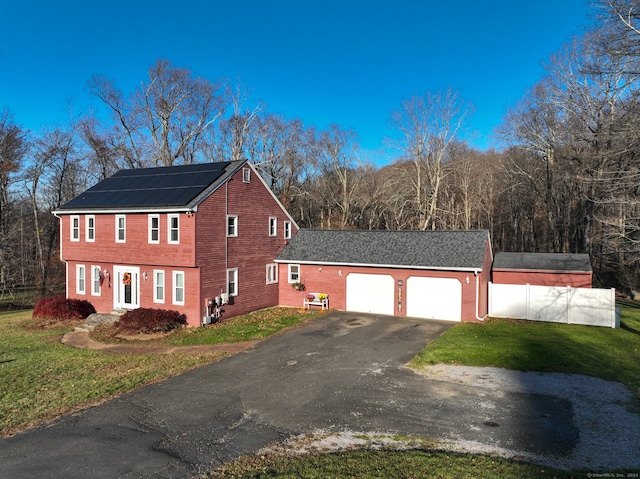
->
[[568, 287, 617, 328], [529, 285, 568, 323], [489, 283, 528, 319], [489, 283, 618, 328]]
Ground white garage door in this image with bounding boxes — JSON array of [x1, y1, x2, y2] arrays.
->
[[407, 276, 462, 321], [346, 273, 395, 315]]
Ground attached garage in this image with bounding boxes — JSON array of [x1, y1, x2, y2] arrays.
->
[[276, 229, 493, 322], [346, 273, 395, 315], [406, 276, 462, 321]]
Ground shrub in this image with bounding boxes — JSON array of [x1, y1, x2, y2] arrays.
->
[[32, 295, 96, 321], [114, 308, 187, 334]]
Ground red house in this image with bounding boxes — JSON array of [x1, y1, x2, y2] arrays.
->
[[53, 161, 298, 326], [275, 229, 493, 322]]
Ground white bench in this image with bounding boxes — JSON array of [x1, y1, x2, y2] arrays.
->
[[303, 293, 329, 310]]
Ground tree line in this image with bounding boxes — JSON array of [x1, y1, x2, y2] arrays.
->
[[1, 0, 640, 297]]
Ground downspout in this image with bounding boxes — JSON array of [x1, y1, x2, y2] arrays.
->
[[52, 212, 68, 299], [474, 270, 486, 321]]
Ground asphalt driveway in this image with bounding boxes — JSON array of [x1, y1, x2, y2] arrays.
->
[[0, 311, 582, 478]]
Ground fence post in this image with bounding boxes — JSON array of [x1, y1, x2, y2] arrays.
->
[[526, 283, 530, 320], [611, 288, 617, 328], [566, 286, 571, 324]]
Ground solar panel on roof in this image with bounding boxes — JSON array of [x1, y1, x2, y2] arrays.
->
[[57, 161, 236, 210]]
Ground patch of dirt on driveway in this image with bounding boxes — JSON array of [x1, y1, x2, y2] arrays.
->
[[415, 365, 640, 471]]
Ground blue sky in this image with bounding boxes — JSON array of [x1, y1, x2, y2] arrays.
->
[[0, 1, 590, 165]]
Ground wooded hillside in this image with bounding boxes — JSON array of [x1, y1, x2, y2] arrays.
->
[[2, 1, 639, 297]]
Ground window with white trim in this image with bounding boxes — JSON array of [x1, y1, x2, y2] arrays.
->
[[115, 215, 126, 243], [269, 217, 277, 237], [154, 270, 165, 303], [172, 271, 184, 305], [77, 264, 86, 294], [242, 167, 251, 183], [288, 264, 300, 283], [168, 214, 179, 244], [86, 215, 95, 242], [91, 265, 101, 296], [227, 215, 238, 237], [71, 215, 80, 242], [227, 268, 238, 296], [148, 214, 160, 244], [284, 221, 292, 239], [266, 264, 278, 284]]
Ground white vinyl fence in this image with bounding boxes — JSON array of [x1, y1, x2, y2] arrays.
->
[[489, 283, 620, 328]]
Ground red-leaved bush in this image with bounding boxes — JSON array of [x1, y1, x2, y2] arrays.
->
[[32, 295, 96, 321], [114, 308, 187, 334]]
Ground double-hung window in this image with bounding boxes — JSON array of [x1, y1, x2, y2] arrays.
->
[[71, 216, 80, 242], [266, 264, 278, 284], [115, 215, 126, 243], [91, 265, 101, 296], [227, 268, 238, 296], [288, 264, 300, 283], [154, 270, 165, 303], [77, 264, 86, 294], [148, 214, 160, 244], [172, 271, 184, 305], [284, 221, 292, 240], [269, 217, 277, 237], [242, 167, 251, 183], [227, 215, 238, 237], [86, 215, 95, 242], [168, 214, 179, 244]]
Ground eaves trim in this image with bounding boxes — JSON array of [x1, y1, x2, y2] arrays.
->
[[493, 267, 592, 274], [274, 258, 482, 272], [52, 206, 193, 215]]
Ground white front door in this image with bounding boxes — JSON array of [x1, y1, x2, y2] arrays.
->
[[113, 266, 140, 310]]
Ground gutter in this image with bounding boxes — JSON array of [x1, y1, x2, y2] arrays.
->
[[51, 207, 196, 215]]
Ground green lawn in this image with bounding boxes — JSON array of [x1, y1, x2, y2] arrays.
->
[[209, 448, 575, 479], [0, 307, 321, 437]]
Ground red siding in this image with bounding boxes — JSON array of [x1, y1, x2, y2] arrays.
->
[[66, 261, 201, 321], [492, 270, 592, 288], [61, 214, 196, 266], [195, 167, 297, 322]]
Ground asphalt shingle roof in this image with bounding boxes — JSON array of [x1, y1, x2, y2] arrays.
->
[[276, 229, 490, 270], [493, 252, 592, 272], [55, 161, 243, 211]]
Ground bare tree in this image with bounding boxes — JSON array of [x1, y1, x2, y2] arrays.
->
[[26, 123, 85, 292], [88, 59, 226, 167], [497, 79, 573, 251], [390, 88, 473, 230], [249, 115, 313, 212], [211, 82, 263, 162], [80, 116, 121, 181], [0, 110, 27, 286], [313, 125, 361, 229]]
